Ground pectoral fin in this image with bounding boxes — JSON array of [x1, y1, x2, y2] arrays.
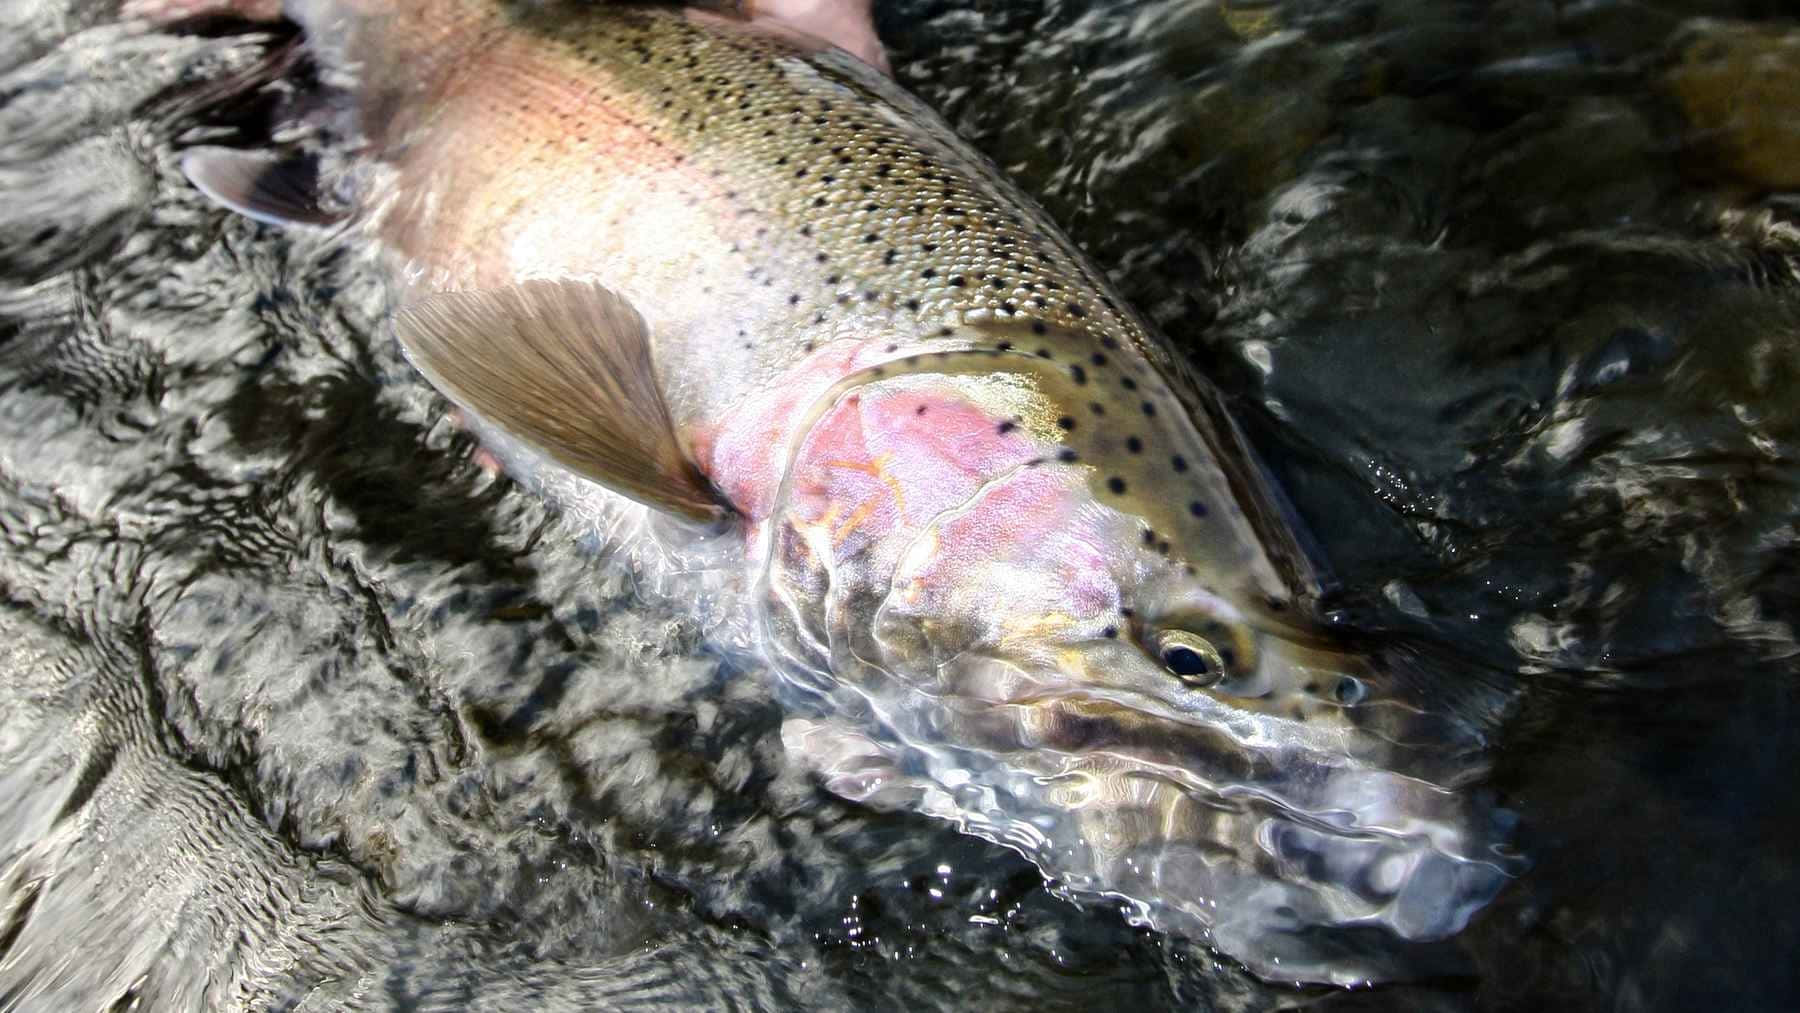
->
[[181, 148, 345, 227], [394, 280, 729, 524]]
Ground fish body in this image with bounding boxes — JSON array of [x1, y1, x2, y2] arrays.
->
[[156, 0, 1518, 984]]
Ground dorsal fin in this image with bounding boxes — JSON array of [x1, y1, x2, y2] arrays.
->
[[393, 280, 729, 524]]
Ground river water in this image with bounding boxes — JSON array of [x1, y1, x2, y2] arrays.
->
[[2, 0, 1797, 1009]]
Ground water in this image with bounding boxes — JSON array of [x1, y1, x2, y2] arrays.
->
[[2, 0, 1798, 1009]]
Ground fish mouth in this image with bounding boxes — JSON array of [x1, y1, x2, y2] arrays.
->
[[783, 643, 1522, 985]]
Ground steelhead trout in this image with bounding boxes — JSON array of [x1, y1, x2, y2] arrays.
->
[[143, 0, 1517, 984]]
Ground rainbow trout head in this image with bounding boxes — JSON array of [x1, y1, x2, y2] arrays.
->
[[754, 329, 1518, 984]]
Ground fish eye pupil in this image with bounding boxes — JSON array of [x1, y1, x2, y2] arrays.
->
[[1162, 645, 1209, 677], [1152, 629, 1230, 687]]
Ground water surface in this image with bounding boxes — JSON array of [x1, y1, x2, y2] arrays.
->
[[2, 0, 1799, 1009]]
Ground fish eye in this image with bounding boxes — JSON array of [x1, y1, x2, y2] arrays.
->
[[1151, 629, 1226, 687]]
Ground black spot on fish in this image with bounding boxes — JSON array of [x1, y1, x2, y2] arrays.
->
[[1171, 455, 1189, 473], [815, 253, 828, 263], [826, 274, 840, 284], [1110, 477, 1128, 495], [916, 405, 928, 415], [1121, 377, 1138, 391], [905, 299, 921, 311], [1058, 449, 1079, 463], [1089, 403, 1105, 415], [997, 341, 1013, 351], [885, 249, 898, 264], [1189, 501, 1208, 517], [1091, 354, 1108, 367], [1070, 365, 1087, 384], [885, 343, 899, 353], [863, 233, 879, 243], [1101, 625, 1118, 639], [1126, 436, 1142, 453], [997, 421, 1017, 434], [1141, 402, 1156, 417], [1031, 321, 1048, 335], [787, 294, 800, 305], [1068, 303, 1088, 319], [950, 276, 966, 287], [921, 268, 937, 279], [1142, 528, 1156, 545], [1057, 416, 1075, 431]]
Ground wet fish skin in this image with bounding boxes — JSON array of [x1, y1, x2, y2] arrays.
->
[[157, 0, 1517, 984]]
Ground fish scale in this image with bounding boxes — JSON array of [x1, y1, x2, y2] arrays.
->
[[352, 2, 1286, 607], [159, 0, 1519, 985]]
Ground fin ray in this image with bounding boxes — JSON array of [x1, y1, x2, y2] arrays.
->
[[181, 147, 344, 227], [394, 280, 728, 524]]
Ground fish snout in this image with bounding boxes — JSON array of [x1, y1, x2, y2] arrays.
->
[[1189, 628, 1379, 728]]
